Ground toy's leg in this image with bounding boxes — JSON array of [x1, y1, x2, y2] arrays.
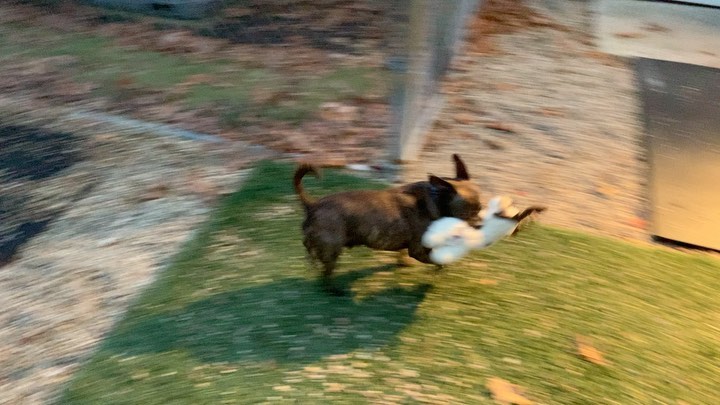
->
[[511, 206, 547, 236]]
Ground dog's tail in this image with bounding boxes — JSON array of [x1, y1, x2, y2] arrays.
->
[[294, 164, 319, 209]]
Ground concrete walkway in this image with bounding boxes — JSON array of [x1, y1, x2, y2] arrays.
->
[[595, 0, 720, 68]]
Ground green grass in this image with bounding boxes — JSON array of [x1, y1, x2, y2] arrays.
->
[[0, 21, 388, 124], [61, 162, 720, 404]]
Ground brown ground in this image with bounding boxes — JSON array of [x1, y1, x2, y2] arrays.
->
[[402, 0, 650, 243]]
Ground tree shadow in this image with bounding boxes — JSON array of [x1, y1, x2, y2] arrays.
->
[[105, 265, 431, 365]]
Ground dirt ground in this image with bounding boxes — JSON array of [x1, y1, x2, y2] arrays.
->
[[402, 0, 649, 242]]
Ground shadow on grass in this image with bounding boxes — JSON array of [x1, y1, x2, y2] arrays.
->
[[105, 265, 431, 365]]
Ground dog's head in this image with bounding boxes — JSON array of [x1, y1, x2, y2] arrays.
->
[[428, 154, 483, 226]]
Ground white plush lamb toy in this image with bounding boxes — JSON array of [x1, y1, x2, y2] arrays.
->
[[422, 196, 546, 265]]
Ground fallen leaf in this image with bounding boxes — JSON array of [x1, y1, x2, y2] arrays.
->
[[323, 382, 347, 392], [539, 107, 565, 118], [453, 112, 477, 125], [578, 34, 596, 46], [583, 51, 624, 67], [482, 138, 504, 150], [186, 174, 219, 202], [224, 6, 253, 18], [576, 335, 607, 365], [494, 82, 519, 91], [319, 102, 359, 122], [642, 23, 671, 33], [138, 183, 169, 202], [182, 74, 214, 86], [595, 182, 619, 198], [628, 216, 647, 230], [114, 74, 135, 89], [486, 377, 533, 404], [467, 0, 569, 55], [485, 121, 516, 133], [251, 87, 286, 105], [613, 32, 644, 39]]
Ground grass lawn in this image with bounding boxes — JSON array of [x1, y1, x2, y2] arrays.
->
[[0, 20, 387, 125], [61, 162, 720, 404]]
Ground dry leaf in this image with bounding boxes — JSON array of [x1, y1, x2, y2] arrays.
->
[[595, 182, 619, 198], [628, 216, 647, 230], [539, 107, 565, 118], [186, 175, 219, 202], [487, 377, 533, 405], [642, 23, 671, 33], [138, 183, 169, 202], [323, 382, 346, 392], [613, 32, 644, 39], [483, 138, 504, 150], [182, 74, 214, 86], [494, 82, 519, 91], [583, 51, 624, 67], [485, 121, 516, 134], [467, 0, 569, 55], [453, 112, 477, 125], [318, 102, 359, 122], [224, 6, 253, 18], [576, 335, 607, 365], [114, 74, 135, 89]]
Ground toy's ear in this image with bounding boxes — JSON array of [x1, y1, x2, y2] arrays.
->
[[452, 154, 470, 180], [429, 175, 456, 193], [486, 197, 499, 214]]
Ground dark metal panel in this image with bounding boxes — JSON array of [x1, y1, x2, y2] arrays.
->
[[636, 58, 720, 250]]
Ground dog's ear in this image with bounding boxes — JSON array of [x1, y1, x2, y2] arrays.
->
[[429, 175, 456, 193], [452, 154, 470, 180]]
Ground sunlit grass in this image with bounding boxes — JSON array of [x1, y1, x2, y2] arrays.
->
[[61, 161, 720, 404]]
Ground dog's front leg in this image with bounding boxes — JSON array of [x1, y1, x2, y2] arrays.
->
[[396, 249, 420, 267], [408, 243, 445, 272]]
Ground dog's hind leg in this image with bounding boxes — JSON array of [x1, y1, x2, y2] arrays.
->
[[318, 245, 343, 296], [303, 238, 320, 270]]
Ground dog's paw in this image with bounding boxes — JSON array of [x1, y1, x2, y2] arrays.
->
[[397, 253, 419, 267]]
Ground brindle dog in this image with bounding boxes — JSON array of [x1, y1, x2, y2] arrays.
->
[[294, 155, 482, 295]]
